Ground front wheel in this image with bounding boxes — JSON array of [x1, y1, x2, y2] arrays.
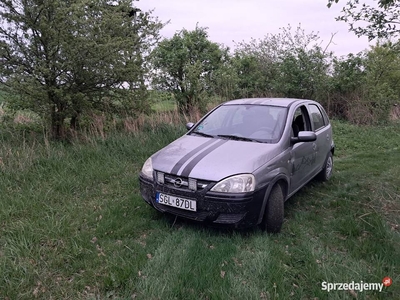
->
[[260, 184, 284, 233], [317, 152, 333, 181]]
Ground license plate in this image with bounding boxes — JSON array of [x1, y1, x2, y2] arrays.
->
[[156, 192, 197, 212]]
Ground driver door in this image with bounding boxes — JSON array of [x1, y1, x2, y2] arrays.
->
[[288, 105, 317, 194]]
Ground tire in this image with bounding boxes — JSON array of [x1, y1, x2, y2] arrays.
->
[[317, 152, 333, 181], [260, 184, 284, 233]]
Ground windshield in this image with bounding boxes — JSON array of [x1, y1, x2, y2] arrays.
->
[[190, 104, 287, 143]]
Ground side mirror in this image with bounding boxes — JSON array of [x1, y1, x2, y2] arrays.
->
[[186, 122, 194, 130], [291, 131, 317, 144]]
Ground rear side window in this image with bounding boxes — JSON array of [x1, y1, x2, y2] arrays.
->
[[308, 104, 325, 131], [320, 106, 330, 125]]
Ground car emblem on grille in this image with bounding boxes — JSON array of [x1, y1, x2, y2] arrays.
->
[[173, 178, 183, 188]]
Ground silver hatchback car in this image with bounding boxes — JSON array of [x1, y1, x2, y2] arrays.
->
[[139, 98, 334, 232]]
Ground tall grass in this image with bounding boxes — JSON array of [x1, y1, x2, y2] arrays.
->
[[0, 117, 186, 299], [0, 118, 399, 299]]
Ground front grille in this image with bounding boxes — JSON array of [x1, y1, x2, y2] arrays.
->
[[156, 171, 212, 191]]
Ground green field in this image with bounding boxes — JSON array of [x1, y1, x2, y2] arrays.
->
[[0, 120, 399, 299]]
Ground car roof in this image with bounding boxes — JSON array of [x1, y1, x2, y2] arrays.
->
[[223, 98, 313, 107]]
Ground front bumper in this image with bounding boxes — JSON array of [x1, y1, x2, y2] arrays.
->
[[139, 174, 266, 229]]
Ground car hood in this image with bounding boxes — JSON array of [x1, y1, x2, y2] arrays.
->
[[151, 135, 281, 181]]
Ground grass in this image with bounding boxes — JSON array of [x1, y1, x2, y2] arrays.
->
[[0, 88, 6, 101], [148, 90, 176, 113], [151, 99, 176, 112], [0, 119, 399, 299]]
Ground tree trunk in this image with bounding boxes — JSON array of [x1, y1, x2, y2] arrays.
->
[[177, 99, 192, 115], [50, 104, 66, 140], [70, 112, 80, 130]]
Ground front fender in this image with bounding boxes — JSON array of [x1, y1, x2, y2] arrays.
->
[[256, 173, 289, 225]]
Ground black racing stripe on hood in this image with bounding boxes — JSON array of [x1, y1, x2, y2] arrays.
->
[[180, 139, 229, 177], [170, 138, 218, 175]]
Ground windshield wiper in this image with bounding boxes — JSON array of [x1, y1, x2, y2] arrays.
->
[[191, 131, 215, 138], [217, 134, 262, 143]]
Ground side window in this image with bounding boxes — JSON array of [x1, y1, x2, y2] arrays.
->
[[291, 105, 312, 137], [308, 104, 325, 131], [320, 106, 330, 125]]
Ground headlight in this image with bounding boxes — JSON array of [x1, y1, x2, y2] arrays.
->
[[141, 157, 153, 179], [211, 174, 255, 193]]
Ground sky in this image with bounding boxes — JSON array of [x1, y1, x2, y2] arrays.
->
[[137, 0, 377, 57]]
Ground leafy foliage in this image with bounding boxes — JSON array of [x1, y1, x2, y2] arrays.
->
[[328, 0, 400, 40], [326, 41, 400, 124], [151, 26, 228, 114], [364, 42, 400, 120], [327, 52, 368, 119], [0, 0, 162, 138], [331, 53, 366, 94], [278, 47, 330, 99], [232, 25, 332, 101]]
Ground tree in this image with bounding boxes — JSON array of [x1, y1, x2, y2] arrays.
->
[[230, 54, 269, 98], [233, 25, 332, 100], [328, 0, 400, 40], [364, 42, 400, 120], [210, 61, 239, 101], [327, 52, 367, 118], [0, 0, 162, 138], [326, 42, 400, 123], [278, 46, 330, 100], [151, 26, 228, 114], [331, 53, 366, 94]]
